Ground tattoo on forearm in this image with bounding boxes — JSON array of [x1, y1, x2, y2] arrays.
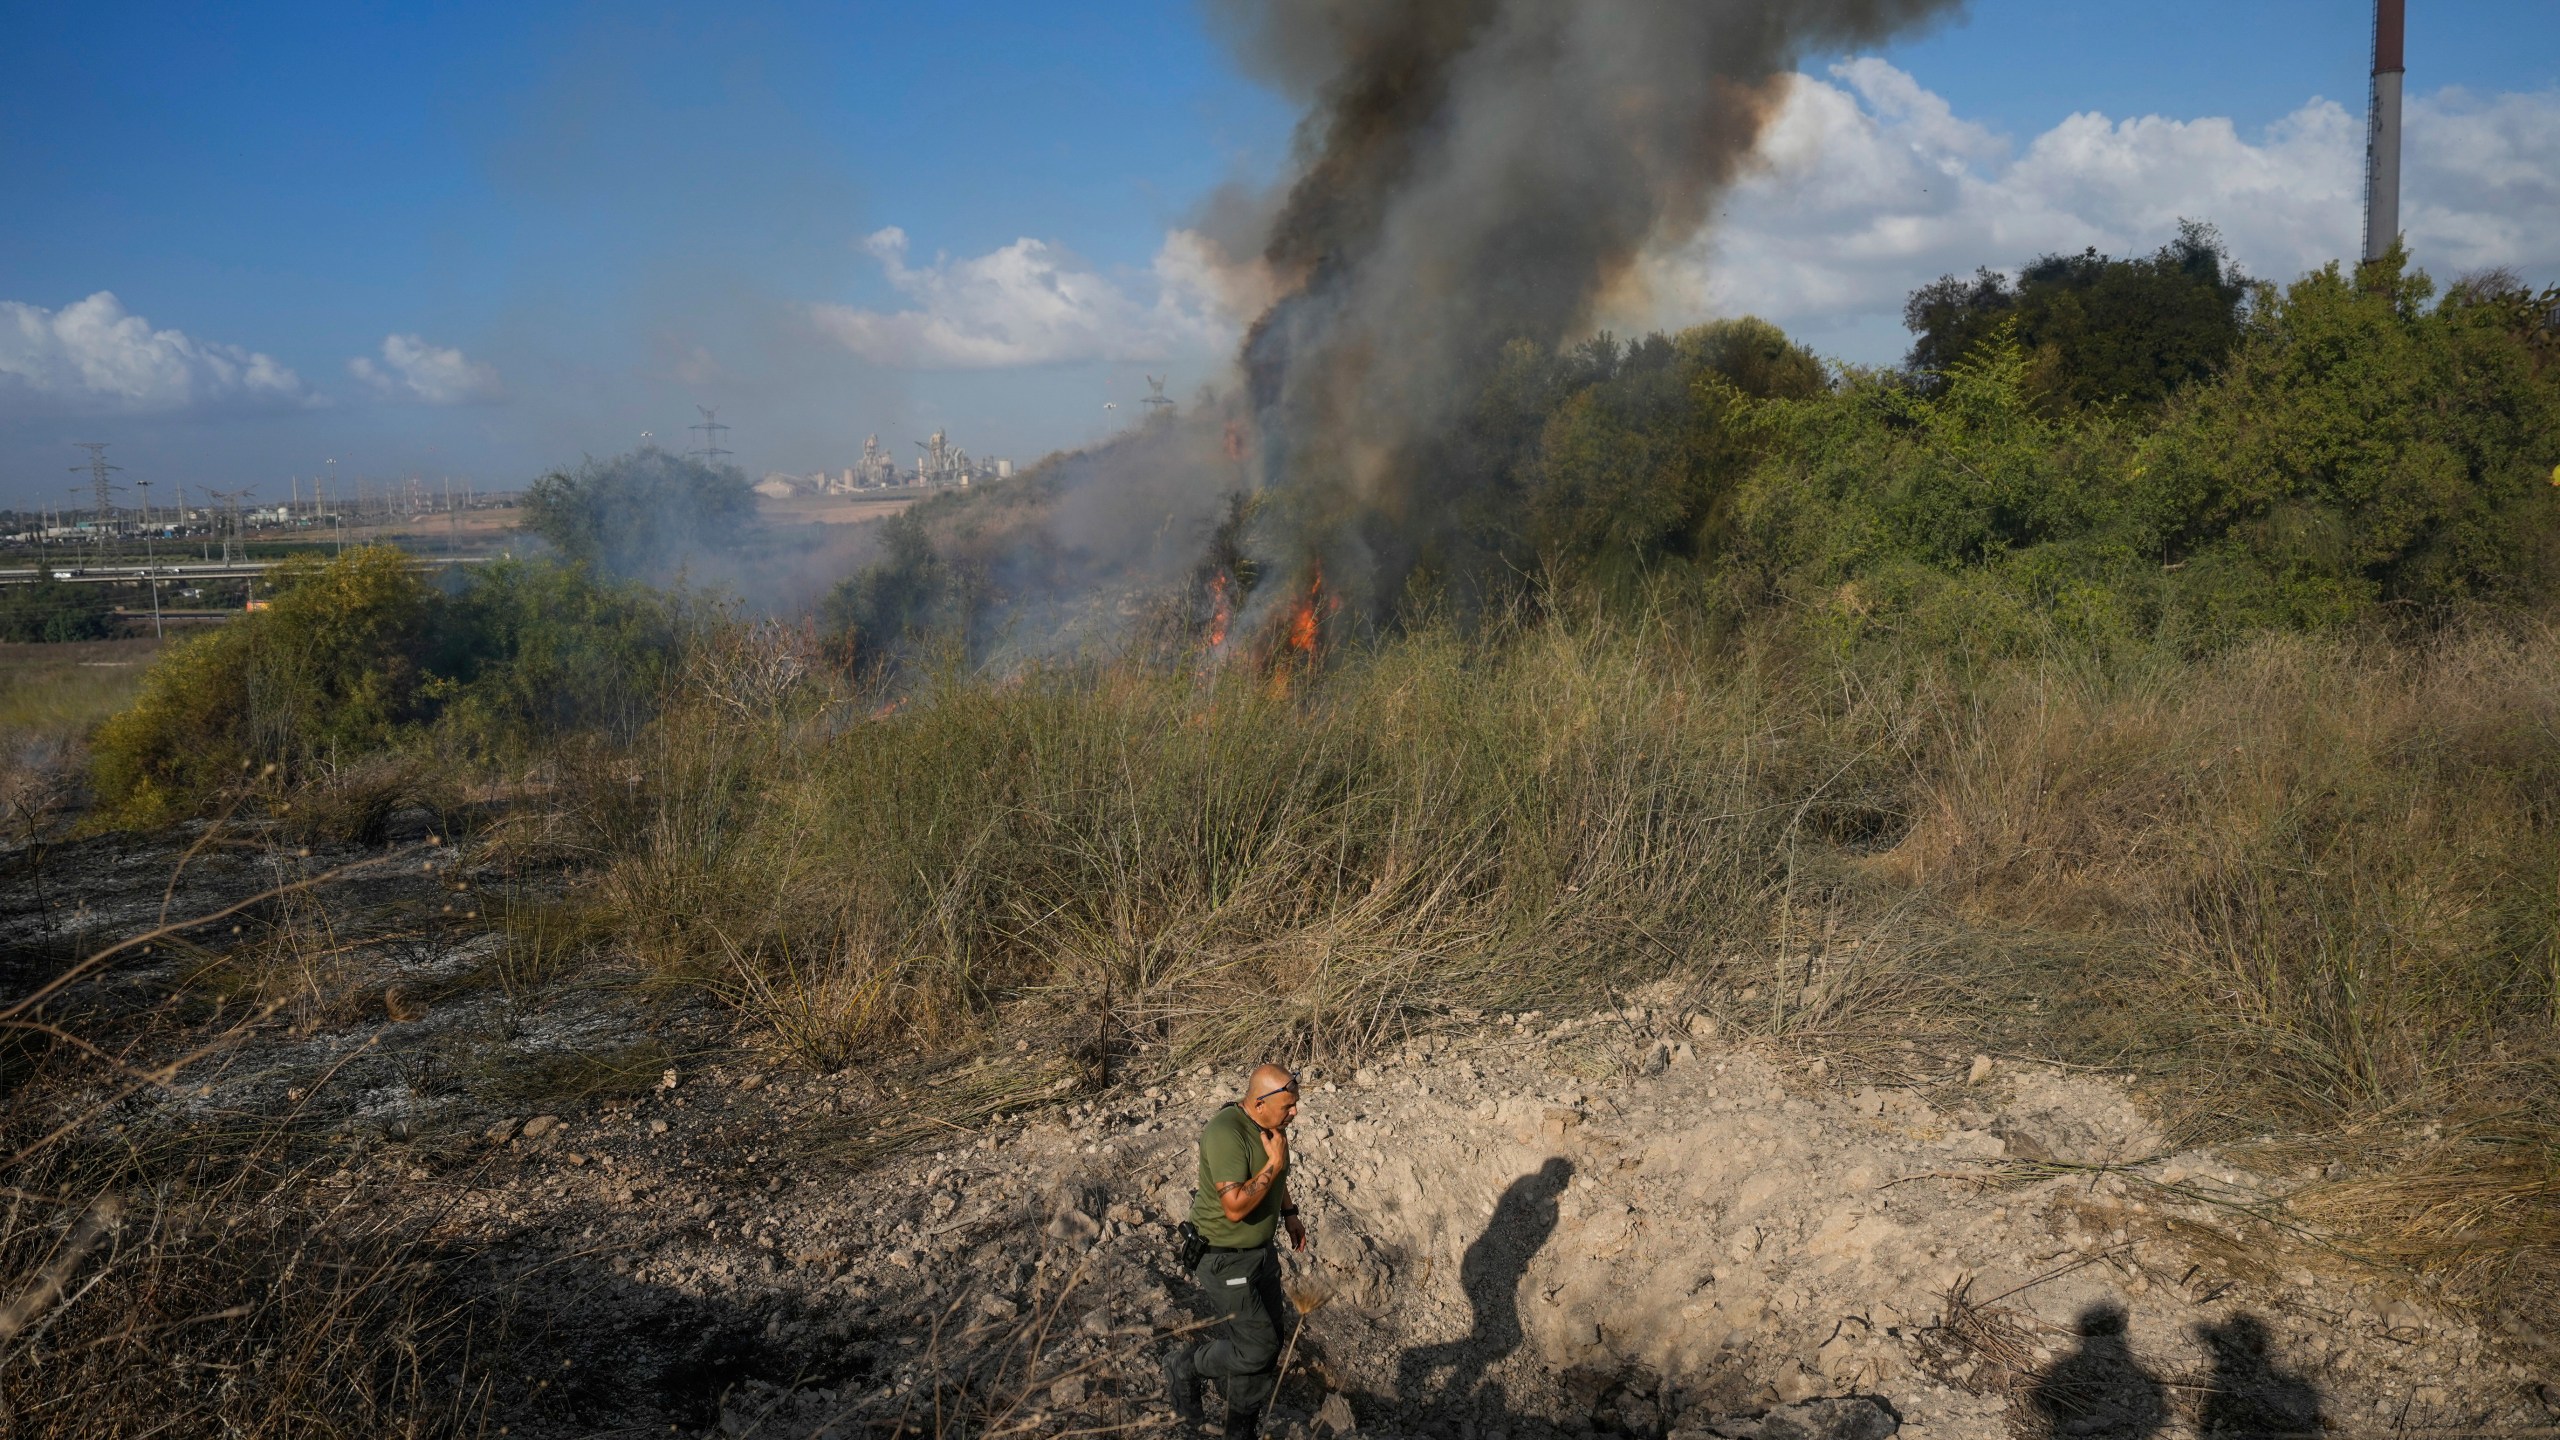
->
[[1217, 1163, 1278, 1212]]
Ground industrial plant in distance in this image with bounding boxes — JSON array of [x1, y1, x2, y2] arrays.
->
[[754, 429, 1011, 499]]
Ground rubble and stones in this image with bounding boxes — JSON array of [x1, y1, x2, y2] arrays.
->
[[4, 823, 2545, 1437]]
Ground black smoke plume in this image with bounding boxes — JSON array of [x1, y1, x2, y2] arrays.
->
[[1214, 0, 1961, 625]]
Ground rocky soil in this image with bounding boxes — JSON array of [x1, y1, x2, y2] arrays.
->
[[6, 823, 2554, 1439]]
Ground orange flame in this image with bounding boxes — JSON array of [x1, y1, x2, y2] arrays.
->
[[1284, 566, 1330, 658], [1286, 589, 1319, 653], [1207, 573, 1233, 649]]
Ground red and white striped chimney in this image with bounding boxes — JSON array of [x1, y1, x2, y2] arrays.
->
[[2362, 0, 2405, 263]]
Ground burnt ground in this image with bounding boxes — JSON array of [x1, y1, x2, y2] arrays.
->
[[4, 818, 2555, 1440]]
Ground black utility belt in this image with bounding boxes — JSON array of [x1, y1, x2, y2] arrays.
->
[[1176, 1219, 1269, 1270]]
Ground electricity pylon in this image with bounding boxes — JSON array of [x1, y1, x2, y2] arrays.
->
[[689, 406, 733, 464], [71, 442, 121, 558]]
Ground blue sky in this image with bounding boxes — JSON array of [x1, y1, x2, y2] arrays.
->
[[4, 1, 2556, 508]]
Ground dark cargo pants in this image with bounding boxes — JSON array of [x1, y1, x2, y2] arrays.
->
[[1189, 1243, 1290, 1420]]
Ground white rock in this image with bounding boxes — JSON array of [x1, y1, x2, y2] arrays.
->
[[1045, 1207, 1100, 1245]]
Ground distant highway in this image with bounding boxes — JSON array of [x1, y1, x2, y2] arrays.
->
[[0, 555, 499, 586]]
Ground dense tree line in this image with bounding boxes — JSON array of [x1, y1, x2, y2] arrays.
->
[[85, 230, 2560, 818], [837, 232, 2559, 667], [0, 580, 113, 643]]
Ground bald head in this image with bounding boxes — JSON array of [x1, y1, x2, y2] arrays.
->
[[1240, 1063, 1300, 1132]]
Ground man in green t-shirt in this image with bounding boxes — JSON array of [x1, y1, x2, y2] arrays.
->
[[1165, 1062, 1306, 1436]]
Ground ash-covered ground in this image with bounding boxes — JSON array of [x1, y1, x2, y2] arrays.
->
[[3, 820, 2549, 1440]]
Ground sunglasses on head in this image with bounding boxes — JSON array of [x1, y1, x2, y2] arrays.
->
[[1250, 1078, 1298, 1105]]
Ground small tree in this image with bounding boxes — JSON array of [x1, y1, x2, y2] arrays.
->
[[519, 446, 758, 580], [1906, 220, 2251, 411], [822, 511, 955, 666]]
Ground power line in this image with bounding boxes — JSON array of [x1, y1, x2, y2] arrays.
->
[[70, 442, 121, 557], [206, 487, 255, 566], [689, 405, 733, 464], [132, 475, 164, 639]]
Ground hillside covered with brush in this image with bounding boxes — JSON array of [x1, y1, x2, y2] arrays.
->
[[11, 237, 2560, 1434]]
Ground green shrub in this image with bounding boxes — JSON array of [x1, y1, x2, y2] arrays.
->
[[1720, 249, 2560, 659], [519, 446, 757, 580], [89, 548, 685, 822], [433, 558, 683, 753], [0, 579, 114, 643], [820, 510, 956, 665], [2133, 249, 2560, 631], [91, 548, 437, 823]]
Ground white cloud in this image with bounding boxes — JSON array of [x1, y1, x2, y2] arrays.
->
[[0, 291, 315, 413], [349, 333, 503, 405], [807, 226, 1249, 369], [816, 69, 2560, 372], [1628, 62, 2560, 362]]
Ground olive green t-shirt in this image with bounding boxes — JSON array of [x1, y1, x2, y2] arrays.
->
[[1190, 1104, 1287, 1249]]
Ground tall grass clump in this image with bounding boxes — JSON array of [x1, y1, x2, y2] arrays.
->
[[1864, 623, 2560, 1329], [580, 606, 1905, 1070], [1878, 625, 2560, 1129]]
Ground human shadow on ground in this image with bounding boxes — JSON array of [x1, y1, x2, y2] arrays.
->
[[2194, 1313, 2323, 1438], [2027, 1304, 2168, 1439], [1392, 1156, 1573, 1416], [2025, 1303, 2327, 1440]]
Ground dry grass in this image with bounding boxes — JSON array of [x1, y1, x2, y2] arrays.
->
[[0, 861, 501, 1438], [546, 607, 2560, 1341], [574, 611, 1828, 1076], [0, 637, 162, 833], [1881, 626, 2560, 1131], [1913, 1273, 2045, 1399], [2255, 1111, 2560, 1351], [0, 1137, 496, 1439], [473, 891, 614, 1037], [0, 638, 159, 736], [1854, 622, 2560, 1342]]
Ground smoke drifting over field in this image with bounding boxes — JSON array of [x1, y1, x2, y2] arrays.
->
[[1212, 0, 1959, 624], [879, 0, 1963, 658]]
